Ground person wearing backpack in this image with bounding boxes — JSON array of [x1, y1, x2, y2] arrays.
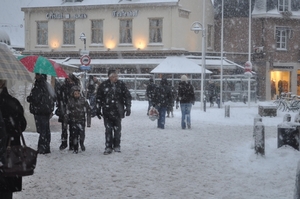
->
[[27, 73, 55, 154]]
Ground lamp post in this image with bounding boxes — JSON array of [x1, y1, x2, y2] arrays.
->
[[191, 21, 206, 111], [79, 33, 86, 51]]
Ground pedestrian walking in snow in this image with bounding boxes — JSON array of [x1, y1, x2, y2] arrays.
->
[[146, 78, 157, 115], [0, 79, 27, 199], [152, 77, 172, 129], [27, 73, 55, 154], [96, 70, 132, 155], [167, 85, 177, 117], [176, 75, 195, 129], [55, 74, 79, 151], [65, 86, 91, 154]]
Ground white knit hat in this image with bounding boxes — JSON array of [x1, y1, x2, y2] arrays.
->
[[181, 75, 188, 82]]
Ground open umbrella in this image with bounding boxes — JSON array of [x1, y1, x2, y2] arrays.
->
[[18, 55, 68, 78], [0, 43, 33, 82]]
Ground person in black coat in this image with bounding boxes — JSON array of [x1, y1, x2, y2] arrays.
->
[[96, 70, 132, 155], [65, 86, 91, 154], [27, 73, 55, 154], [146, 78, 157, 115], [176, 75, 195, 129], [152, 77, 172, 129], [55, 74, 77, 150], [0, 79, 27, 199]]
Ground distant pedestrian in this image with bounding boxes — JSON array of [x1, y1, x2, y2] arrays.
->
[[96, 70, 132, 155], [152, 77, 172, 129], [65, 86, 91, 154], [146, 78, 157, 115], [176, 75, 195, 129], [27, 73, 55, 154], [167, 86, 177, 117], [86, 75, 100, 118]]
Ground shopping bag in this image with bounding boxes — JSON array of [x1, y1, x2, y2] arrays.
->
[[148, 106, 159, 121], [1, 133, 38, 177]]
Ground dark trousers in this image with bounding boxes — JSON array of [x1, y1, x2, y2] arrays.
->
[[103, 116, 122, 149], [34, 115, 51, 153], [0, 192, 12, 199], [69, 121, 85, 151], [157, 106, 167, 129]]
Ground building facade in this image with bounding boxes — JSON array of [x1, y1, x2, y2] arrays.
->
[[214, 0, 300, 100], [21, 0, 215, 74]]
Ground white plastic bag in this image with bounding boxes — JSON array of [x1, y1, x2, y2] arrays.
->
[[148, 106, 159, 121]]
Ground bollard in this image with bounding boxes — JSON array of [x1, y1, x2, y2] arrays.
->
[[217, 96, 220, 108], [254, 121, 265, 155], [253, 116, 262, 137], [203, 97, 206, 112], [294, 160, 300, 199], [225, 105, 230, 117]]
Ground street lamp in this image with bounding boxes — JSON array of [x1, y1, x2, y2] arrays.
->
[[191, 21, 206, 111], [79, 32, 86, 51]]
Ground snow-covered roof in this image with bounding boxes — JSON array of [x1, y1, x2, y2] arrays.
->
[[22, 0, 179, 9], [150, 56, 212, 74]]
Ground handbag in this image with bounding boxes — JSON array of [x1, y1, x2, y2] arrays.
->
[[148, 106, 159, 121], [1, 132, 38, 177]]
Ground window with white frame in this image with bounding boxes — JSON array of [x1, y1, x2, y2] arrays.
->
[[37, 21, 48, 45], [63, 21, 75, 45], [149, 18, 162, 43], [91, 20, 103, 44], [278, 0, 290, 12], [119, 19, 132, 44], [276, 27, 288, 50], [207, 24, 213, 49]]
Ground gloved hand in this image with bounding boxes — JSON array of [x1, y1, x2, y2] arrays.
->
[[96, 108, 102, 120], [176, 103, 179, 109], [125, 108, 131, 116]]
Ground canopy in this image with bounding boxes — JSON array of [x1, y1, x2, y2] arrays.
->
[[150, 56, 212, 74]]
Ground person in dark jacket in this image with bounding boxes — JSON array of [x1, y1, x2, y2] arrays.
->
[[152, 77, 172, 129], [86, 75, 100, 118], [27, 73, 55, 154], [96, 69, 132, 155], [176, 75, 195, 129], [167, 85, 177, 118], [146, 78, 157, 115], [55, 74, 78, 150], [0, 79, 27, 199], [65, 86, 91, 154]]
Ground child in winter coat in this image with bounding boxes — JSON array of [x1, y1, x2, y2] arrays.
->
[[65, 86, 91, 153]]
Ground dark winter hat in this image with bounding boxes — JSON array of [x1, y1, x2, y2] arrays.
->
[[161, 77, 168, 86], [108, 69, 117, 77], [71, 85, 81, 94], [149, 78, 154, 82]]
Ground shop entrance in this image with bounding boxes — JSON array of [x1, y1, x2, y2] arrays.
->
[[270, 71, 290, 99]]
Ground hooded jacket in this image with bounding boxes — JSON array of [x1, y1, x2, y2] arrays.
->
[[152, 78, 172, 108], [96, 79, 132, 119], [66, 86, 91, 123]]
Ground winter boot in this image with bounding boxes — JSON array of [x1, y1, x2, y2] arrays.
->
[[69, 136, 74, 151], [80, 141, 85, 151], [59, 141, 67, 150], [103, 148, 112, 155]]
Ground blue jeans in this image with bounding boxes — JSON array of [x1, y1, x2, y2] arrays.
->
[[157, 106, 167, 129], [180, 103, 192, 129]]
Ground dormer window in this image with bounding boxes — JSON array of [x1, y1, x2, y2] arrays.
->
[[278, 0, 290, 12]]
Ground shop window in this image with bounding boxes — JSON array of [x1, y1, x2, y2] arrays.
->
[[91, 20, 103, 44], [149, 18, 162, 43], [63, 21, 75, 45], [278, 0, 290, 12], [119, 19, 132, 44], [37, 21, 48, 45]]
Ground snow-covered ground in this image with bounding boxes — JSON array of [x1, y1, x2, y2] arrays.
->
[[15, 100, 300, 199]]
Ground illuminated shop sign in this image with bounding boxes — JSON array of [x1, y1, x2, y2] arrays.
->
[[46, 12, 88, 19], [112, 10, 139, 17]]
